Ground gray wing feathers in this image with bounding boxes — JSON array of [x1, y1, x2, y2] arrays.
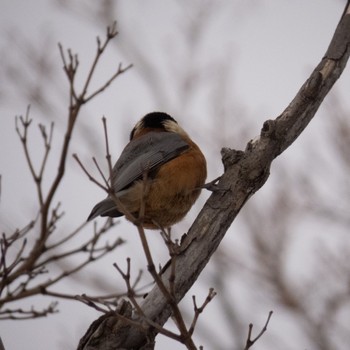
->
[[87, 132, 189, 221], [112, 132, 189, 192]]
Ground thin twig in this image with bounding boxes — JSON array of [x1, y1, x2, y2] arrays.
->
[[92, 156, 110, 189], [15, 106, 45, 205], [0, 302, 58, 320], [73, 154, 109, 192], [46, 221, 87, 250], [38, 121, 54, 180], [113, 259, 145, 317], [136, 225, 197, 349], [76, 294, 111, 313], [58, 43, 79, 102], [188, 288, 216, 336], [79, 22, 118, 102], [102, 116, 114, 181], [157, 227, 181, 298], [84, 63, 133, 103], [244, 311, 273, 350]]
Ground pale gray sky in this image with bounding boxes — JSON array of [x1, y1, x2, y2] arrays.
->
[[1, 1, 349, 349]]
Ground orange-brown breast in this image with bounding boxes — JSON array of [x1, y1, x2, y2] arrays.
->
[[118, 139, 206, 229]]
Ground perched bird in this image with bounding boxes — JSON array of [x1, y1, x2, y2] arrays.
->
[[87, 112, 207, 229]]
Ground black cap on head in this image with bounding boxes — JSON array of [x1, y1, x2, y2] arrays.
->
[[142, 112, 176, 128], [130, 112, 177, 140]]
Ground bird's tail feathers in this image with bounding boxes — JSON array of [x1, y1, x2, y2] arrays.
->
[[87, 197, 123, 221]]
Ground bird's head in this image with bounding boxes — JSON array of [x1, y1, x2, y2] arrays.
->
[[130, 112, 188, 140]]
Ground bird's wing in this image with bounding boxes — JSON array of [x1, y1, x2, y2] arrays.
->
[[112, 131, 189, 193], [87, 132, 189, 221]]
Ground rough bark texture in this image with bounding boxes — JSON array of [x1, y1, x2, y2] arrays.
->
[[79, 3, 350, 349]]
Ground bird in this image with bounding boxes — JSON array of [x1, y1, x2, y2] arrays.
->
[[87, 112, 207, 229]]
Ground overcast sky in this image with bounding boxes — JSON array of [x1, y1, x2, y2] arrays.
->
[[1, 1, 349, 349]]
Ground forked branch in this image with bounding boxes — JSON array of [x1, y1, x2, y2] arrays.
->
[[0, 22, 132, 320]]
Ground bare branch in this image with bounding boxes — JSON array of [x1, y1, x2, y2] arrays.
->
[[135, 225, 197, 349], [244, 311, 273, 350], [189, 288, 216, 336], [80, 21, 119, 102], [15, 106, 45, 204], [1, 23, 132, 318], [0, 302, 58, 320], [84, 62, 133, 103], [102, 116, 113, 181], [73, 153, 109, 192], [38, 121, 54, 180], [113, 259, 144, 317]]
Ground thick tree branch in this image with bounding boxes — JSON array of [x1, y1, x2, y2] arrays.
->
[[79, 3, 350, 349]]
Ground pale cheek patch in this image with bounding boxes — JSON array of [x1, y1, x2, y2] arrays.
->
[[163, 120, 189, 138]]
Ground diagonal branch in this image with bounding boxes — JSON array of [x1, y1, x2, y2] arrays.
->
[[79, 2, 350, 348]]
